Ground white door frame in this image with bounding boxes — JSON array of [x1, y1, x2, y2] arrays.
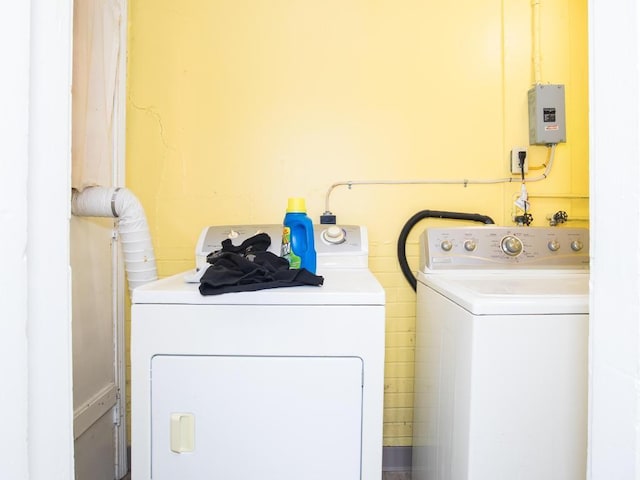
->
[[0, 1, 75, 479], [587, 0, 640, 478], [0, 1, 34, 476], [29, 0, 75, 476], [114, 1, 129, 476]]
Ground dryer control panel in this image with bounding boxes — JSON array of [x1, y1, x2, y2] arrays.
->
[[421, 226, 589, 271], [195, 224, 369, 270]]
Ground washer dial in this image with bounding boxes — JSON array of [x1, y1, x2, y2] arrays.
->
[[464, 240, 477, 252], [501, 235, 523, 256], [548, 240, 561, 252]]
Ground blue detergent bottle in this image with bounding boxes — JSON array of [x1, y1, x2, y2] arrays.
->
[[281, 197, 317, 273]]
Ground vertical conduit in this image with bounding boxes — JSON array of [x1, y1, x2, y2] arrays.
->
[[532, 0, 542, 84]]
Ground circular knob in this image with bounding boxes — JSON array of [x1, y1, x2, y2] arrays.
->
[[571, 240, 584, 252], [322, 226, 346, 244], [548, 240, 560, 252], [228, 229, 239, 239], [501, 235, 523, 256], [440, 240, 453, 252], [464, 240, 477, 252]]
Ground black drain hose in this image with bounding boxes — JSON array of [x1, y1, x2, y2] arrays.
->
[[397, 210, 495, 291]]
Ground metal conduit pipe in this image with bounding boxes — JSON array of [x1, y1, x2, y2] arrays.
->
[[71, 186, 158, 292]]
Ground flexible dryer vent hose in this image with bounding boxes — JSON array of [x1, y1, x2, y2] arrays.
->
[[397, 210, 495, 291], [71, 186, 158, 292]]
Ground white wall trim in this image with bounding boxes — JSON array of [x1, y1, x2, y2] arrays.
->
[[27, 1, 75, 479], [0, 2, 32, 478], [588, 0, 640, 478], [114, 2, 129, 475]]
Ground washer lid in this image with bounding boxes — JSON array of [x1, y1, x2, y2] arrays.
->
[[132, 269, 385, 306], [418, 271, 589, 315]]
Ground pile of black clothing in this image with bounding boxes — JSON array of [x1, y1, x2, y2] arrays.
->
[[199, 233, 324, 296]]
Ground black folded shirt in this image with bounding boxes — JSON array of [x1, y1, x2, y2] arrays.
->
[[199, 232, 324, 296]]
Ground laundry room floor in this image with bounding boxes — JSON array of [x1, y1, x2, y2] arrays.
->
[[383, 472, 411, 480], [120, 471, 409, 479]]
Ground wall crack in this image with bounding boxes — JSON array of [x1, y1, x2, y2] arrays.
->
[[129, 97, 174, 151]]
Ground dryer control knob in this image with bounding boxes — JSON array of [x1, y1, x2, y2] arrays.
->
[[548, 240, 561, 252], [501, 235, 523, 256], [322, 226, 346, 244], [464, 240, 477, 252], [571, 240, 584, 252], [440, 240, 453, 252]]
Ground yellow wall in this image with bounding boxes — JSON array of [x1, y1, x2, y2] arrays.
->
[[127, 0, 588, 446]]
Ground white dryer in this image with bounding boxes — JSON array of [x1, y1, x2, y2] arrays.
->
[[411, 226, 589, 480], [131, 225, 385, 480]]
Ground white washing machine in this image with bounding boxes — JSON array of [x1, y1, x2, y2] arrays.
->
[[411, 226, 589, 480], [131, 225, 385, 480]]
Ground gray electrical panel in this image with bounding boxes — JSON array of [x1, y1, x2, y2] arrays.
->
[[528, 84, 566, 145]]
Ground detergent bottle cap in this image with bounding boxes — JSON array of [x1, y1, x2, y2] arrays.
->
[[286, 197, 307, 213]]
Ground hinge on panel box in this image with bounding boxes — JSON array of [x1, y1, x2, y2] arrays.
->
[[113, 390, 121, 426]]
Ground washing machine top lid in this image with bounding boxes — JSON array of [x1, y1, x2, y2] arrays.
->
[[132, 268, 385, 306], [418, 270, 589, 315]]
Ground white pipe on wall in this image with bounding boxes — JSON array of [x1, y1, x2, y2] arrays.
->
[[71, 186, 158, 291], [532, 0, 542, 84]]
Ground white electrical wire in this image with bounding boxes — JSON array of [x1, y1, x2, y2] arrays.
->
[[532, 0, 542, 84], [323, 145, 557, 214]]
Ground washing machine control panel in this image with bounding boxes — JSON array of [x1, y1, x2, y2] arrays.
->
[[421, 226, 589, 270]]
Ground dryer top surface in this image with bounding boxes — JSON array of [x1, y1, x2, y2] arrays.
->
[[133, 268, 385, 306]]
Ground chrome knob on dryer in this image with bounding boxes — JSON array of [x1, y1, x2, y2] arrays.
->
[[571, 240, 584, 252], [322, 226, 346, 244], [501, 235, 523, 256], [440, 240, 453, 252]]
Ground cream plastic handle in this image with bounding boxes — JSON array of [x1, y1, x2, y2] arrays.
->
[[170, 413, 195, 453]]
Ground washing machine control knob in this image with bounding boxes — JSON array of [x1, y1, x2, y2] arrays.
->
[[440, 240, 453, 252], [322, 226, 346, 244], [501, 235, 523, 256], [548, 240, 561, 252], [464, 240, 477, 252], [571, 240, 584, 252]]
